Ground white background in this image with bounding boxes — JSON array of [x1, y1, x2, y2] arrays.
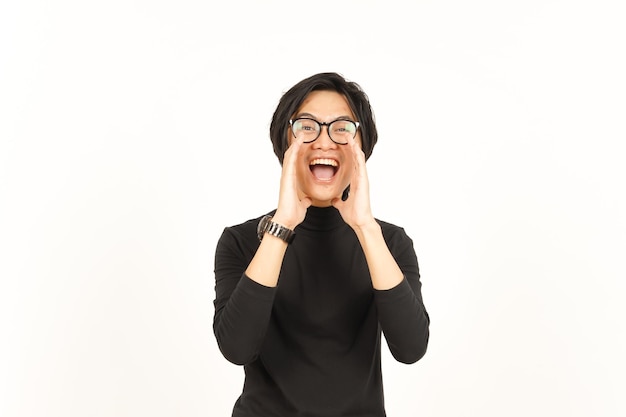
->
[[1, 1, 625, 416]]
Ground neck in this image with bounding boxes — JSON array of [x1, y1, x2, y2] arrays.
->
[[298, 206, 345, 232]]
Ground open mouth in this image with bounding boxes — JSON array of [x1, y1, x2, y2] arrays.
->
[[309, 158, 338, 181]]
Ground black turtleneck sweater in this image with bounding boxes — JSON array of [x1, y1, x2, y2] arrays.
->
[[213, 207, 429, 417]]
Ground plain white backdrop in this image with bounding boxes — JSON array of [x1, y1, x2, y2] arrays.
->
[[1, 1, 625, 416]]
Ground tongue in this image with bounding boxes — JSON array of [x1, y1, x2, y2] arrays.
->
[[311, 165, 335, 180]]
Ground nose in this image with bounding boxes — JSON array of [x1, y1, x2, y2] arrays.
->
[[313, 125, 337, 149]]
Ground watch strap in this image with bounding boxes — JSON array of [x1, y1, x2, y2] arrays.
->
[[257, 215, 295, 244]]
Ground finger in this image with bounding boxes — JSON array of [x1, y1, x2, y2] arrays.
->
[[347, 135, 366, 169], [345, 137, 367, 190], [282, 136, 304, 179]]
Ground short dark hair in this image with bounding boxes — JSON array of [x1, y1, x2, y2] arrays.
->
[[269, 72, 378, 164]]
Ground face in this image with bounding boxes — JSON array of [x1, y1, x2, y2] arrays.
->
[[289, 90, 362, 207]]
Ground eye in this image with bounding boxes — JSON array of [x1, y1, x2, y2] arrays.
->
[[331, 121, 355, 133], [295, 119, 318, 131]]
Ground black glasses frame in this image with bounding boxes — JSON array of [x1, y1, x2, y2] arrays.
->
[[289, 118, 360, 145]]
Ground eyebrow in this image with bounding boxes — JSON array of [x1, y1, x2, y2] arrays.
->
[[294, 112, 356, 122]]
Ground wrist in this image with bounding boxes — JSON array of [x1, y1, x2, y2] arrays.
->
[[257, 215, 296, 244], [353, 218, 381, 239], [271, 211, 299, 230]]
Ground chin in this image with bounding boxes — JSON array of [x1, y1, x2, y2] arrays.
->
[[306, 185, 346, 207], [308, 193, 336, 207]]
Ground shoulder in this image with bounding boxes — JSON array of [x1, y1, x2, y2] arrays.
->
[[376, 218, 411, 240], [376, 218, 417, 253], [225, 214, 265, 234], [218, 210, 275, 245]]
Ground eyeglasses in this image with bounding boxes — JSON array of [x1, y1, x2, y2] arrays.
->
[[289, 118, 360, 145]]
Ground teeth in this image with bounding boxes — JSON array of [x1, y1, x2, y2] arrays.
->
[[310, 158, 338, 167]]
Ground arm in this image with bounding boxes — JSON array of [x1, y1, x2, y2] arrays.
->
[[213, 137, 311, 364], [371, 225, 430, 364], [353, 220, 429, 363], [245, 135, 311, 288], [213, 224, 295, 364], [213, 228, 278, 365], [333, 137, 429, 363]]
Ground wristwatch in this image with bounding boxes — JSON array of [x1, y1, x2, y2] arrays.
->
[[257, 215, 295, 244]]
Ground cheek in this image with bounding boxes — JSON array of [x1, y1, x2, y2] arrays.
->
[[340, 155, 356, 182]]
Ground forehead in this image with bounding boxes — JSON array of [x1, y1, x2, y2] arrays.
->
[[296, 90, 355, 120]]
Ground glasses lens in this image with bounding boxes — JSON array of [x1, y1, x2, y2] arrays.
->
[[292, 119, 320, 142], [328, 120, 357, 144]]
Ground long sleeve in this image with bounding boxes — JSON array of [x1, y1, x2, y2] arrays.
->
[[213, 208, 428, 416], [213, 226, 276, 365], [374, 224, 430, 364]]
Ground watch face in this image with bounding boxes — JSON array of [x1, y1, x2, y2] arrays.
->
[[257, 215, 271, 241]]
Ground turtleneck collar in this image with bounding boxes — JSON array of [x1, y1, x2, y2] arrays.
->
[[296, 206, 346, 233]]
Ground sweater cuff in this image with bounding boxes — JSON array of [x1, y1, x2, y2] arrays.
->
[[239, 273, 278, 302], [373, 276, 413, 304]]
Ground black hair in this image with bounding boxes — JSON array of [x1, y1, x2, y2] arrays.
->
[[269, 72, 378, 164]]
